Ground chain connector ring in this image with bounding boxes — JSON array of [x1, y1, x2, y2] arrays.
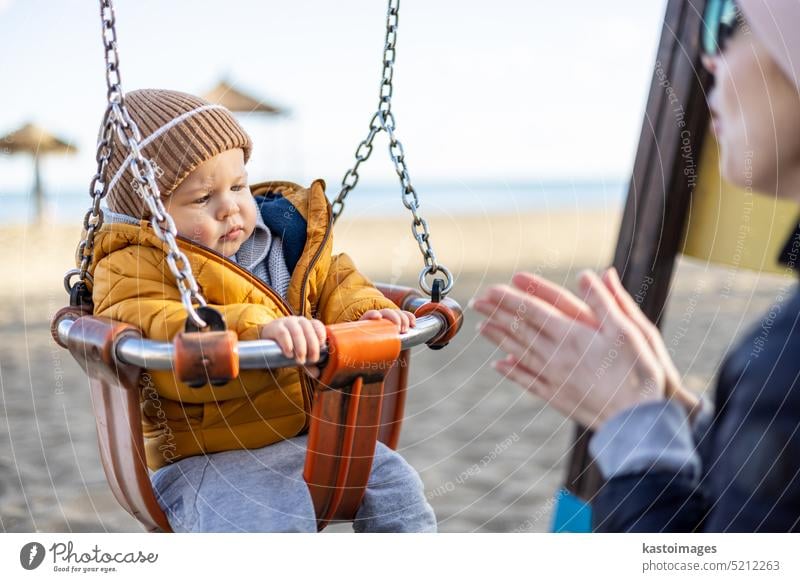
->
[[419, 265, 454, 298]]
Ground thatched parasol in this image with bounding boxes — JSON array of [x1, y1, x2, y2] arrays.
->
[[0, 122, 78, 223], [202, 80, 285, 115]]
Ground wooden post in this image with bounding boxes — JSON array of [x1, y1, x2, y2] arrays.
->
[[564, 0, 713, 505], [33, 154, 43, 224]]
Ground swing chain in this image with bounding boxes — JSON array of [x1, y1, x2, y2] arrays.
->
[[111, 103, 210, 328], [331, 0, 400, 222], [68, 0, 125, 303], [72, 105, 114, 291], [378, 111, 454, 297], [68, 0, 209, 329], [331, 0, 452, 298]]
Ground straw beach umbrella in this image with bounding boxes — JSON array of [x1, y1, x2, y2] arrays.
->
[[0, 122, 77, 223], [202, 80, 285, 115], [202, 79, 289, 175]]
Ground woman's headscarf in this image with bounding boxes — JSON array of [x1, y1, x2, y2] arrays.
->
[[738, 0, 800, 90]]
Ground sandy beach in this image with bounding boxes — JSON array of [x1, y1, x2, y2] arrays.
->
[[0, 209, 794, 532]]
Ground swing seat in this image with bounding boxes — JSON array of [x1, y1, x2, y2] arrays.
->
[[65, 0, 458, 534], [51, 283, 462, 532]]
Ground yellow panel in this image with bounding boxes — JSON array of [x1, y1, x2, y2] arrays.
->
[[681, 133, 799, 275]]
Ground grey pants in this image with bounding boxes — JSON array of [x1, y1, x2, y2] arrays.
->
[[150, 435, 437, 532]]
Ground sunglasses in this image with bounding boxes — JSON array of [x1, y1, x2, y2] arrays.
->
[[702, 0, 742, 56]]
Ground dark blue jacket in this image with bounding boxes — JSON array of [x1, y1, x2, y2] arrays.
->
[[593, 223, 800, 532]]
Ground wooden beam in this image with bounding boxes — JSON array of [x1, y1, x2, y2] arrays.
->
[[565, 0, 712, 504]]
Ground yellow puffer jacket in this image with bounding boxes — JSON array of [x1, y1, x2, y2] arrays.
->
[[86, 179, 396, 470]]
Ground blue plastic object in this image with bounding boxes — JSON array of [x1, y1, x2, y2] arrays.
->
[[550, 488, 592, 532]]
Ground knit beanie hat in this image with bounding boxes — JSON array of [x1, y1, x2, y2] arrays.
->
[[738, 0, 800, 92], [104, 89, 252, 219]]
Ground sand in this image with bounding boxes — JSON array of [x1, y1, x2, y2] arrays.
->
[[0, 210, 794, 532]]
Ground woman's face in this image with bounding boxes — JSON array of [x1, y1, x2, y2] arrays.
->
[[703, 27, 800, 199]]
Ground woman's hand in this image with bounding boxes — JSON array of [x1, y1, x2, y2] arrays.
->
[[601, 267, 700, 417], [471, 270, 666, 430], [359, 308, 416, 334], [260, 316, 327, 378]]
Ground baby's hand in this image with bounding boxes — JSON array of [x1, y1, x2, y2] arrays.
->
[[359, 308, 416, 333], [260, 316, 327, 378]]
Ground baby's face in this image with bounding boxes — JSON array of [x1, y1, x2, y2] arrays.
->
[[165, 148, 256, 256]]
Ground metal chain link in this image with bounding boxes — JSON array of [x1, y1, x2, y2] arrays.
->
[[66, 0, 208, 328], [377, 111, 453, 296], [330, 0, 399, 222], [331, 0, 452, 297]]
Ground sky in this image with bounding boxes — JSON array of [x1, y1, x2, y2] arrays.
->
[[0, 0, 667, 195]]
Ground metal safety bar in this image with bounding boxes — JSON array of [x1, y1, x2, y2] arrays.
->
[[56, 310, 447, 371]]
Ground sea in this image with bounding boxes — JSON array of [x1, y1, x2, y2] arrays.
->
[[0, 181, 626, 225]]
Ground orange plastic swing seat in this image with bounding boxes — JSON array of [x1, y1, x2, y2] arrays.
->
[[51, 283, 462, 532]]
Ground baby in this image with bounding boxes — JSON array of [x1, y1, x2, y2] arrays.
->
[[88, 89, 435, 532]]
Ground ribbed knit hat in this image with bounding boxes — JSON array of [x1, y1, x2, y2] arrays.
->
[[104, 89, 252, 219]]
